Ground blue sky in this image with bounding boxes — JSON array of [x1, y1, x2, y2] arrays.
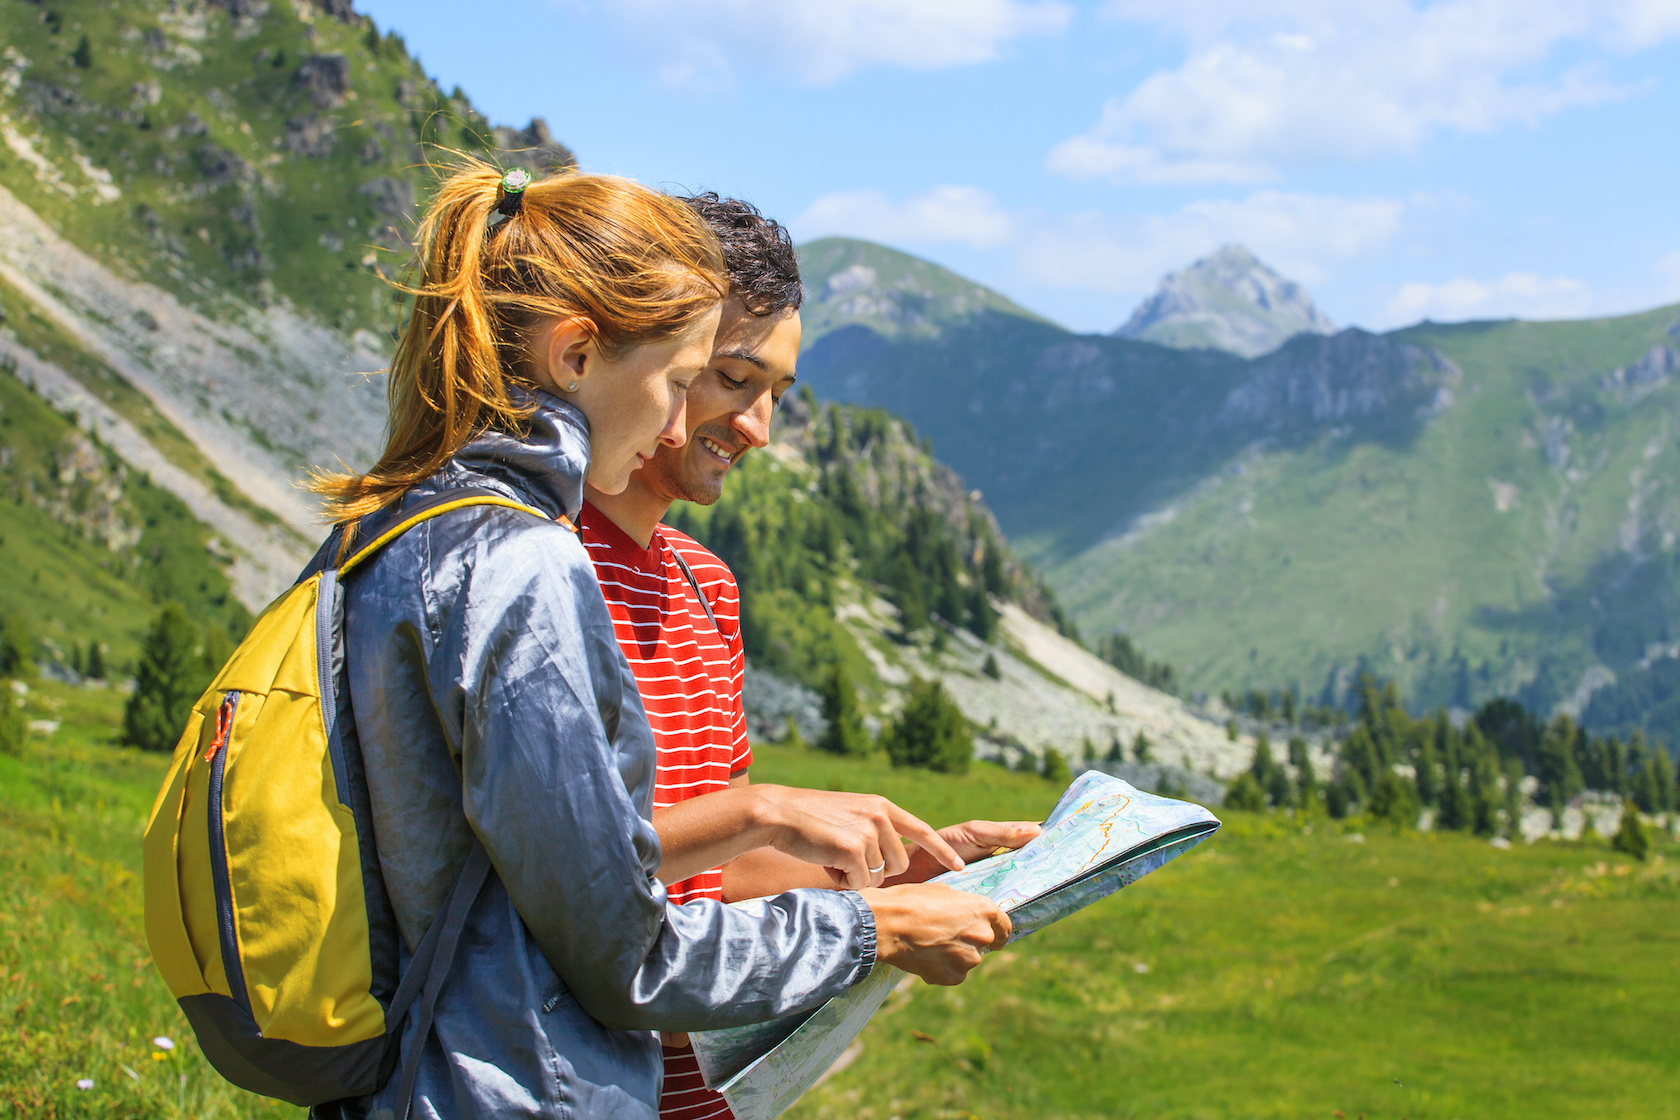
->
[[355, 0, 1680, 335]]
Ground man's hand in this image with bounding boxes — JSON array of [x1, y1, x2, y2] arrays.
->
[[654, 784, 965, 889], [859, 883, 1012, 986], [752, 786, 966, 889], [886, 819, 1042, 886]]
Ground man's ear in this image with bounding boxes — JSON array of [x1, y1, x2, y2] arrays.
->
[[543, 317, 595, 393]]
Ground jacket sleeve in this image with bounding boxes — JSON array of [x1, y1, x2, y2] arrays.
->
[[432, 513, 877, 1032]]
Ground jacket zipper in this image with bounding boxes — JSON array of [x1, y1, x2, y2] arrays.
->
[[204, 690, 251, 1012]]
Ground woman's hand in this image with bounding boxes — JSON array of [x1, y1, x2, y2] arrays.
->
[[858, 884, 1012, 985], [751, 786, 966, 889], [885, 819, 1042, 886]]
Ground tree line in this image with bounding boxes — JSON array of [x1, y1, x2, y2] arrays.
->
[[1224, 674, 1673, 854]]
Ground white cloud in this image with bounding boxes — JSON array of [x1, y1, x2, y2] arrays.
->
[[597, 0, 1072, 91], [1384, 271, 1593, 324], [1051, 0, 1676, 183], [1017, 190, 1406, 296], [792, 185, 1017, 249]]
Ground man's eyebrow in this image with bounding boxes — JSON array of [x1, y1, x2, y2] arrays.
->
[[712, 346, 767, 370]]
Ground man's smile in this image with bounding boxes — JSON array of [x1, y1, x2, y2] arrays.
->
[[697, 434, 741, 464]]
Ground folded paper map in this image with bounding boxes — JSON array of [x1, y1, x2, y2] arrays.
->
[[691, 771, 1222, 1120]]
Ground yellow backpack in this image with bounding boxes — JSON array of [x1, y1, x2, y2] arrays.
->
[[142, 489, 549, 1108]]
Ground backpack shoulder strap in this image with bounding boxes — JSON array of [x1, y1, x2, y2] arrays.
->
[[667, 545, 718, 633], [336, 488, 558, 579]]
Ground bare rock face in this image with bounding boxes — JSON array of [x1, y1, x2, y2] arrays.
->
[[490, 117, 577, 173], [1215, 328, 1461, 431], [307, 0, 358, 23], [294, 53, 350, 109], [1117, 244, 1335, 359]]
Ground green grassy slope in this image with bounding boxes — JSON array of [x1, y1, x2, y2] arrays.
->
[[0, 680, 298, 1118], [798, 239, 1052, 345], [1056, 307, 1680, 715], [0, 0, 545, 330], [14, 684, 1674, 1120], [0, 360, 250, 672], [756, 747, 1680, 1120]]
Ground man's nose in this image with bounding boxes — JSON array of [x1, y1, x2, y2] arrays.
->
[[732, 391, 774, 449]]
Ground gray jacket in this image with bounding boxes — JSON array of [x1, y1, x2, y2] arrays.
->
[[332, 393, 876, 1119]]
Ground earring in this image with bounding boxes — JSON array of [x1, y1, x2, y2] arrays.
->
[[564, 381, 579, 392]]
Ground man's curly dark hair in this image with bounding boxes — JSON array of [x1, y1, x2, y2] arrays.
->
[[678, 192, 803, 317]]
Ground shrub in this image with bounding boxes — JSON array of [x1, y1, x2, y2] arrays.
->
[[882, 677, 972, 775], [1041, 747, 1070, 784], [981, 652, 1000, 680], [1225, 772, 1267, 812], [0, 690, 24, 757]]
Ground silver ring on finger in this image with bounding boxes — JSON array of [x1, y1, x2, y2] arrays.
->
[[868, 863, 886, 875]]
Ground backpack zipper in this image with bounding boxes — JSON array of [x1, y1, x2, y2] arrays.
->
[[204, 690, 251, 1012]]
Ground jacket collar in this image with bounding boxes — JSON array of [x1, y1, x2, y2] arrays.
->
[[450, 388, 590, 522]]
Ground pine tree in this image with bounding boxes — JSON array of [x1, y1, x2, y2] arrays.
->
[[1132, 730, 1152, 763], [1289, 735, 1317, 807], [1612, 804, 1650, 861], [72, 34, 91, 69], [1105, 733, 1123, 763], [123, 603, 207, 752], [1224, 772, 1266, 812], [0, 614, 32, 678], [0, 689, 23, 757], [816, 665, 870, 756], [85, 641, 105, 682], [881, 677, 971, 774], [981, 652, 1000, 680], [1040, 747, 1070, 784]]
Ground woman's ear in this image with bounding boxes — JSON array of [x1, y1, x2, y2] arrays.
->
[[542, 317, 595, 394]]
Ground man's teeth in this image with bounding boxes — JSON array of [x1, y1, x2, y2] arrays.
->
[[699, 436, 733, 459]]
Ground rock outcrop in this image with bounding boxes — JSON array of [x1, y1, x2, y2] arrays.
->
[[1116, 244, 1335, 359]]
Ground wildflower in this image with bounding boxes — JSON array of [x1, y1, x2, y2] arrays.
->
[[76, 1078, 94, 1090], [151, 1036, 174, 1051], [151, 1052, 168, 1062]]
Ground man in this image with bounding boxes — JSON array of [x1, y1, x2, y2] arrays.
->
[[580, 194, 1036, 1120]]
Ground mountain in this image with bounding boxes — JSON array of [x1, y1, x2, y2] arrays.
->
[[1115, 244, 1336, 358], [798, 237, 1051, 343], [796, 238, 1680, 746], [0, 3, 1240, 774]]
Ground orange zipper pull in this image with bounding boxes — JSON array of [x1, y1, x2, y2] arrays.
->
[[203, 692, 238, 763]]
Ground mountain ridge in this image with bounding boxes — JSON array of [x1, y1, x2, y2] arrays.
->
[[794, 237, 1680, 744]]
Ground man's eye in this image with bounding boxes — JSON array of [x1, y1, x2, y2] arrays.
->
[[770, 394, 784, 410], [718, 371, 746, 390]]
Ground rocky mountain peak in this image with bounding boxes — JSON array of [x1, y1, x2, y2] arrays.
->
[[1115, 244, 1335, 359]]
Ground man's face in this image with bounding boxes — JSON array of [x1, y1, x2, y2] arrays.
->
[[636, 299, 800, 506]]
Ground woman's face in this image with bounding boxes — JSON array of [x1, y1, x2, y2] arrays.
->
[[550, 305, 722, 494]]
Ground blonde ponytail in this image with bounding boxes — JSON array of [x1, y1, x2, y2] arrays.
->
[[314, 158, 725, 525]]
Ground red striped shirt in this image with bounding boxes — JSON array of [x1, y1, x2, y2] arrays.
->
[[580, 503, 746, 1120]]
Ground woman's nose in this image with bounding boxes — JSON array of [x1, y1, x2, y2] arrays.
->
[[659, 395, 689, 448]]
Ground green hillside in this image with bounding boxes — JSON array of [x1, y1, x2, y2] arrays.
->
[[8, 680, 1675, 1118], [0, 0, 566, 330], [796, 239, 1680, 737], [799, 238, 1052, 344]]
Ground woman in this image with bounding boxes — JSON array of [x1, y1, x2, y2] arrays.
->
[[313, 162, 1009, 1119]]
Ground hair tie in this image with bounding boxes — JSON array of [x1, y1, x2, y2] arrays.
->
[[495, 167, 532, 217]]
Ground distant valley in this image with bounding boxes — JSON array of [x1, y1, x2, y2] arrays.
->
[[797, 237, 1680, 743]]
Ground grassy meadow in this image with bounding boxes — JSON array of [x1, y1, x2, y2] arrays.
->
[[3, 687, 1676, 1118]]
